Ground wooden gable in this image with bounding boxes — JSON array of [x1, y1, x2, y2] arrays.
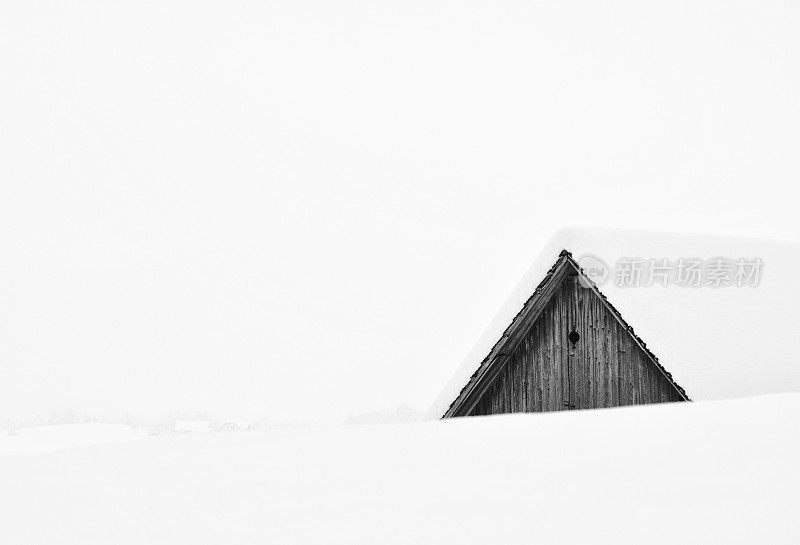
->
[[443, 251, 688, 418]]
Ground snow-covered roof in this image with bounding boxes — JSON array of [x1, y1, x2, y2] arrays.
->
[[218, 419, 250, 430], [430, 227, 800, 419]]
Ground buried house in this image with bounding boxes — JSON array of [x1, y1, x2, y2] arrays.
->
[[432, 227, 800, 419], [443, 250, 687, 418]]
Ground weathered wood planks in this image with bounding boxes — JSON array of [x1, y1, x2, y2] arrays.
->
[[467, 272, 685, 416]]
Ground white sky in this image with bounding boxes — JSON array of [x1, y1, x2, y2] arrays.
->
[[1, 1, 799, 424]]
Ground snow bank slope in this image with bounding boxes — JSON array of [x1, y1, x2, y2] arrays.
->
[[431, 227, 800, 418], [0, 423, 147, 457], [1, 395, 798, 544]]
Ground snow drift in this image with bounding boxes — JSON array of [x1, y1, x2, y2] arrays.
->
[[1, 394, 798, 544]]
